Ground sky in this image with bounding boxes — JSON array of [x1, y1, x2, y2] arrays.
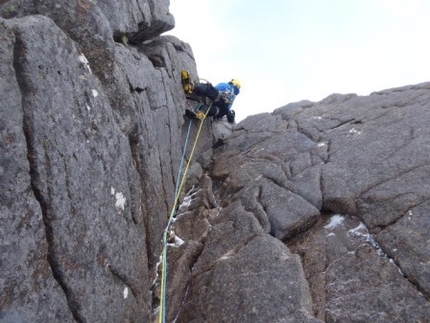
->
[[165, 0, 430, 122]]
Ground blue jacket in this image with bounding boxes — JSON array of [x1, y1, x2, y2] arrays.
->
[[215, 82, 240, 110]]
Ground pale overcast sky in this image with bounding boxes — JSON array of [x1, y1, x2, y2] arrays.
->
[[166, 0, 430, 121]]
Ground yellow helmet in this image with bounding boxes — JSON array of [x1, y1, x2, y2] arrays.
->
[[230, 78, 241, 89]]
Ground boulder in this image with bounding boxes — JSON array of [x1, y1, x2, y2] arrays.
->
[[173, 200, 321, 323]]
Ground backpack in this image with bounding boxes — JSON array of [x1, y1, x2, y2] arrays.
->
[[215, 83, 236, 104]]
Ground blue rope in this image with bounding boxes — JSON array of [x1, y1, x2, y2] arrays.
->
[[159, 103, 211, 323], [160, 119, 193, 323], [174, 120, 193, 198]]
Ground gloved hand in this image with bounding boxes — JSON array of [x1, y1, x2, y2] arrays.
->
[[227, 110, 235, 124]]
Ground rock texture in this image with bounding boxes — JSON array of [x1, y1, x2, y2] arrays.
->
[[0, 1, 197, 322], [198, 86, 430, 322], [1, 1, 430, 323]]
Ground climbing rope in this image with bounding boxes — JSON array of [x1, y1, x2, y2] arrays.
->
[[174, 120, 194, 199], [158, 105, 211, 323]]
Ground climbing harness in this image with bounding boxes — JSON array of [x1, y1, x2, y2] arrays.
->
[[158, 104, 212, 323]]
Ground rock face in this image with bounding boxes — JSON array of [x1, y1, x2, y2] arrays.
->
[[1, 1, 430, 323], [0, 1, 193, 322], [168, 85, 430, 323]]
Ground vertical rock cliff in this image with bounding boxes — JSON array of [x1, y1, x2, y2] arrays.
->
[[0, 1, 204, 322], [1, 1, 429, 323]]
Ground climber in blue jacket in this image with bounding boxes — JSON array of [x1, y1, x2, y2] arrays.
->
[[181, 70, 241, 123]]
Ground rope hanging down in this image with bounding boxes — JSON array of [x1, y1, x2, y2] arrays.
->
[[158, 105, 211, 323]]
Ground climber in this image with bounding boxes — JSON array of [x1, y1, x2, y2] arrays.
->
[[181, 70, 241, 124]]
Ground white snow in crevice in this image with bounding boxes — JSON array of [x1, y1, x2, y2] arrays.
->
[[78, 53, 92, 74], [110, 187, 126, 211], [167, 234, 185, 248], [324, 214, 405, 275], [174, 235, 184, 246], [347, 221, 383, 255], [92, 89, 99, 98], [170, 216, 177, 225], [115, 192, 126, 210], [324, 214, 345, 229], [347, 219, 405, 276], [347, 222, 367, 234], [151, 255, 163, 287], [365, 234, 384, 256], [178, 194, 192, 212], [190, 189, 201, 199], [349, 128, 363, 135], [407, 209, 414, 221], [123, 287, 129, 299], [176, 187, 202, 213], [86, 104, 91, 111]]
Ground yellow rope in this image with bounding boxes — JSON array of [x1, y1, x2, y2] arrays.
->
[[158, 105, 211, 323]]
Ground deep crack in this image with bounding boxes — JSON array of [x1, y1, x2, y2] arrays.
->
[[14, 31, 83, 322]]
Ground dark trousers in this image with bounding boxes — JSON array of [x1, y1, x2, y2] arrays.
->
[[194, 83, 229, 117]]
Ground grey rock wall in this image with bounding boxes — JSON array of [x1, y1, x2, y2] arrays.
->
[[0, 1, 202, 321], [169, 85, 430, 322], [1, 0, 430, 322]]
